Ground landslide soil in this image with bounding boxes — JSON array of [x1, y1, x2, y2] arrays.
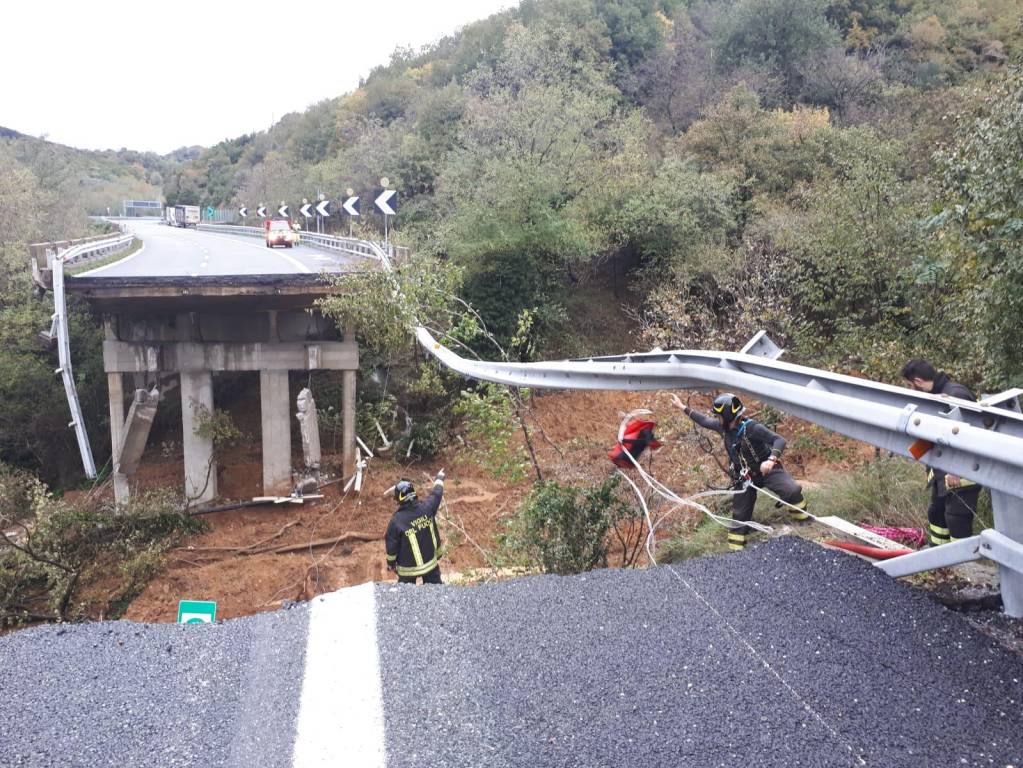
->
[[122, 389, 871, 623]]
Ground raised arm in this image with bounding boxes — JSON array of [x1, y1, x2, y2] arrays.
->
[[671, 394, 723, 433]]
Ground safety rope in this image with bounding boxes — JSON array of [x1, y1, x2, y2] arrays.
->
[[611, 407, 864, 564], [613, 438, 774, 567]]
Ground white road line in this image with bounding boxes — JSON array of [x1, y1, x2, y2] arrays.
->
[[292, 582, 387, 768], [73, 243, 146, 276], [196, 229, 314, 274]]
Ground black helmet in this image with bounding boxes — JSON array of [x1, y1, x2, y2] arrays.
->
[[394, 479, 417, 503], [712, 393, 745, 422]]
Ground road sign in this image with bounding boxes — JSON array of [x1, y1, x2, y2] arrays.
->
[[177, 600, 217, 624], [257, 205, 267, 218], [300, 202, 313, 218], [239, 206, 248, 218], [278, 204, 290, 218], [374, 189, 397, 216], [206, 206, 215, 218], [342, 196, 360, 217], [315, 199, 331, 217]]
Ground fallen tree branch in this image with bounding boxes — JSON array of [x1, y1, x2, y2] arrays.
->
[[178, 521, 301, 555], [250, 531, 379, 556]]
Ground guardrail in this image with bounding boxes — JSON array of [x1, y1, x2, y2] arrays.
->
[[418, 327, 1023, 616], [32, 229, 135, 479], [30, 230, 134, 290], [197, 223, 406, 268]]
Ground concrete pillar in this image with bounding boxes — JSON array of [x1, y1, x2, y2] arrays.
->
[[260, 370, 292, 495], [342, 369, 357, 478], [107, 372, 129, 504], [181, 370, 216, 506]]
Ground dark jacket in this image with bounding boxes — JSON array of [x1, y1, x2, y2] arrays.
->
[[687, 411, 786, 481], [385, 483, 443, 578], [928, 373, 979, 492], [931, 371, 976, 403]]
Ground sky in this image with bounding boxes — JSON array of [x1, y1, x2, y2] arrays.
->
[[2, 0, 516, 154]]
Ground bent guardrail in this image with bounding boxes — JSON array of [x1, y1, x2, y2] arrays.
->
[[33, 230, 135, 479], [417, 327, 1023, 616]]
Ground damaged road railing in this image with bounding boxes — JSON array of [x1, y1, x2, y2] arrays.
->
[[417, 327, 1023, 617], [32, 230, 136, 479]]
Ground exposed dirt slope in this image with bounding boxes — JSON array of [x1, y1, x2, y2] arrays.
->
[[123, 389, 869, 622]]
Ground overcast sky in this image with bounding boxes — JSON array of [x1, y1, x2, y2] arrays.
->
[[2, 0, 516, 154]]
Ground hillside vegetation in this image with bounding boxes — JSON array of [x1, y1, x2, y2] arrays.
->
[[0, 134, 194, 484], [167, 0, 1023, 393]]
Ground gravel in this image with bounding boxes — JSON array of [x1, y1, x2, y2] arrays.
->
[[376, 537, 1023, 767], [3, 536, 1021, 767], [0, 604, 309, 767]]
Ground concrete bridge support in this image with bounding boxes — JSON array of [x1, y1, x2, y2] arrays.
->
[[107, 372, 129, 503], [100, 308, 358, 507], [261, 370, 293, 495], [181, 370, 216, 505]]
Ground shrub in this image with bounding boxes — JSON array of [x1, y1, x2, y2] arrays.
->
[[0, 475, 206, 628], [501, 476, 636, 575]]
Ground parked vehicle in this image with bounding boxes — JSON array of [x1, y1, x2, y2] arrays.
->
[[264, 218, 299, 248], [172, 205, 201, 228]]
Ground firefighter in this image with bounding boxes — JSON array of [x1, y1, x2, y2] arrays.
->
[[901, 359, 982, 546], [672, 393, 807, 550], [385, 470, 445, 584]]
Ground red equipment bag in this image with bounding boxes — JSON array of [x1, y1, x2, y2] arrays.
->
[[608, 414, 662, 468]]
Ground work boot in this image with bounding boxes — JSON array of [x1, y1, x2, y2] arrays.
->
[[787, 499, 810, 524], [727, 532, 748, 551]]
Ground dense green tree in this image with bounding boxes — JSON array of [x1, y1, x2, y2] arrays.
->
[[713, 0, 840, 101], [932, 67, 1023, 387]]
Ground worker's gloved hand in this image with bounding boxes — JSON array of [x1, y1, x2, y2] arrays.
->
[[387, 562, 396, 572], [434, 469, 445, 485]]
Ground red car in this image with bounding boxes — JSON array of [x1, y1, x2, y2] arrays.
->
[[264, 219, 300, 248]]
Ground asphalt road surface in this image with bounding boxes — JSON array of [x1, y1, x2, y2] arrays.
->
[[73, 219, 370, 279], [2, 538, 1021, 767]]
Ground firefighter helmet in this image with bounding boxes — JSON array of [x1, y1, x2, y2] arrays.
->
[[394, 479, 417, 503], [712, 393, 745, 422]]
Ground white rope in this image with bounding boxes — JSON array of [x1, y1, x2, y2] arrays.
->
[[612, 417, 775, 565]]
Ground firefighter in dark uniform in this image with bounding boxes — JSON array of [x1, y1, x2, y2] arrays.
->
[[385, 470, 445, 584], [673, 393, 808, 550], [902, 359, 982, 546]]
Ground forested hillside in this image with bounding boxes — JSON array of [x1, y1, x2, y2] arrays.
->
[[167, 0, 1023, 391]]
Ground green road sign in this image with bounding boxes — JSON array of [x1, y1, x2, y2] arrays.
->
[[177, 600, 217, 624], [206, 206, 215, 218]]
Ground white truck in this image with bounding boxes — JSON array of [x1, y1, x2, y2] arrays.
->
[[171, 205, 201, 228]]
